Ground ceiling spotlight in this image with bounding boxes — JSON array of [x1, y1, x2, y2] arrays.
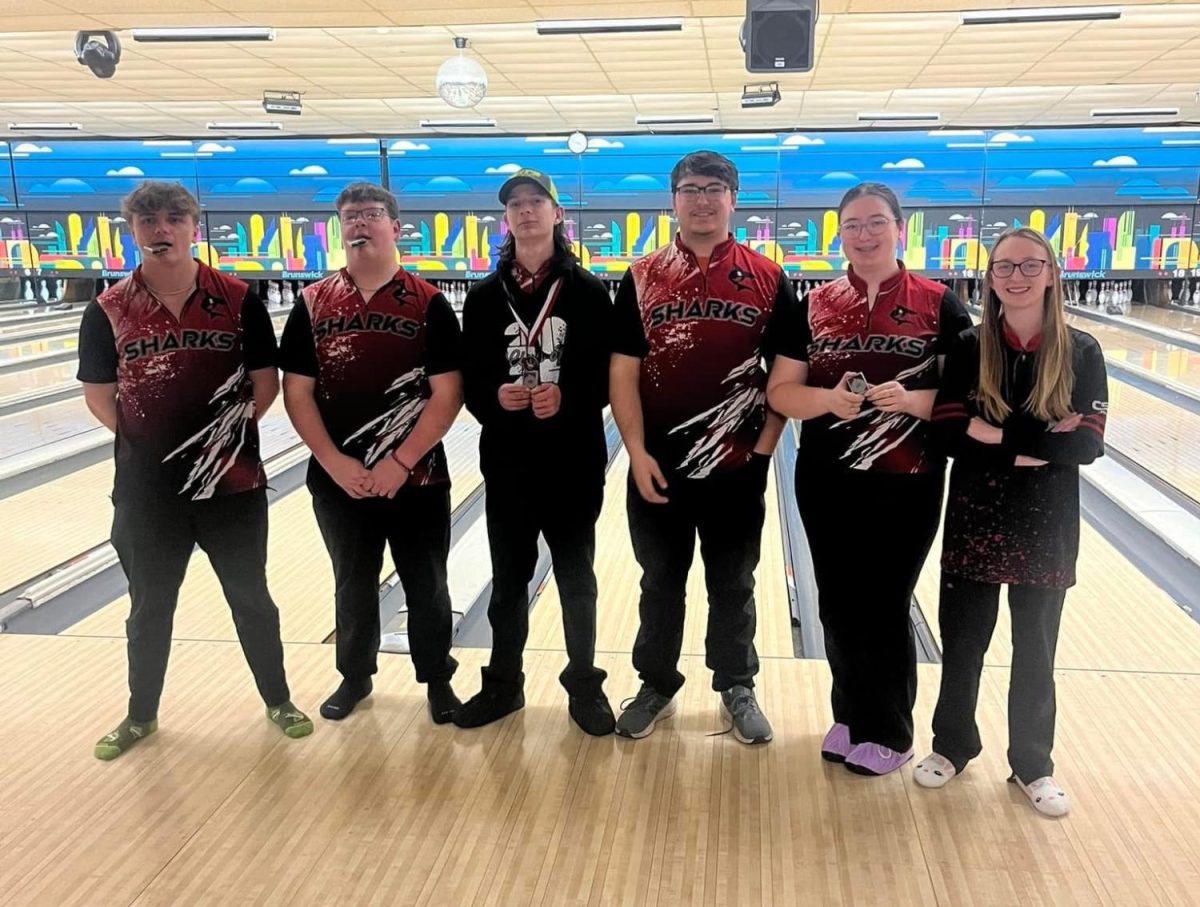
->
[[74, 30, 121, 79], [436, 37, 488, 109], [262, 90, 303, 116], [741, 82, 781, 108]]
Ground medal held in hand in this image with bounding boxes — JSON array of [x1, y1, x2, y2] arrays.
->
[[505, 277, 563, 391], [847, 371, 869, 396], [521, 348, 540, 388]]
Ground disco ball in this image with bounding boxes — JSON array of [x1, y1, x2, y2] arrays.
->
[[436, 54, 488, 109]]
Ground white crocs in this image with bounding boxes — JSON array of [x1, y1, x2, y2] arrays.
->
[[1010, 774, 1071, 817], [913, 752, 958, 789]]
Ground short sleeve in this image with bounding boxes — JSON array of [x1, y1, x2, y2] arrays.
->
[[937, 287, 973, 353], [763, 272, 807, 361], [610, 270, 649, 358], [424, 292, 463, 376], [76, 300, 119, 383], [278, 300, 318, 377], [240, 290, 279, 371]]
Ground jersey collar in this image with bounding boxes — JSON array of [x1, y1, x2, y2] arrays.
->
[[847, 260, 906, 297], [673, 232, 737, 265], [1002, 318, 1042, 352]]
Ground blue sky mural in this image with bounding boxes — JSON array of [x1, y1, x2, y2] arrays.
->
[[0, 126, 1197, 276]]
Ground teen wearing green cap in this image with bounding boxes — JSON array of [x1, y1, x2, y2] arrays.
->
[[455, 168, 616, 734]]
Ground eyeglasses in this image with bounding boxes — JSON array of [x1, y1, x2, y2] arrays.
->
[[673, 183, 731, 200], [991, 258, 1048, 278], [838, 217, 895, 238], [338, 207, 389, 226]]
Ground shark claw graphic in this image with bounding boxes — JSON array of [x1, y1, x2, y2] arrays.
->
[[834, 357, 934, 471], [164, 366, 254, 499], [344, 367, 429, 467], [669, 355, 765, 479]]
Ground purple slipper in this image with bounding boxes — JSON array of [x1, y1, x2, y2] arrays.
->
[[844, 742, 913, 776], [820, 722, 852, 763]]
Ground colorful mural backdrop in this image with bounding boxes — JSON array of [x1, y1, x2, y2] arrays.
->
[[0, 128, 1196, 278]]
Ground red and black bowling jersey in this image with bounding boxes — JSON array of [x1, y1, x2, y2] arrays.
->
[[77, 263, 275, 500], [788, 263, 971, 474], [612, 235, 801, 479], [278, 268, 461, 485]]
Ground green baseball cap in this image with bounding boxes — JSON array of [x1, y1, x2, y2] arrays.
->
[[498, 168, 560, 205]]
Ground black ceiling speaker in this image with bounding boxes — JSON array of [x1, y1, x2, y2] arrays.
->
[[75, 30, 122, 79], [741, 0, 817, 74]]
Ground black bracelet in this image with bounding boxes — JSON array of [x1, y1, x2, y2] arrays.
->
[[392, 452, 413, 472]]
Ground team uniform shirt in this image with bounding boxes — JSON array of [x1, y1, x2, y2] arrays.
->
[[784, 262, 971, 474], [278, 267, 461, 486], [611, 235, 801, 479], [931, 324, 1108, 588], [77, 262, 275, 501]]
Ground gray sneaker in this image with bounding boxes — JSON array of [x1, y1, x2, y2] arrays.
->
[[615, 684, 676, 739], [720, 685, 773, 745]]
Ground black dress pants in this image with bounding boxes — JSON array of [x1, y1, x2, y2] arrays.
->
[[309, 464, 458, 687], [112, 487, 290, 722], [932, 574, 1067, 783], [482, 481, 605, 695], [795, 467, 943, 752], [626, 454, 770, 698]]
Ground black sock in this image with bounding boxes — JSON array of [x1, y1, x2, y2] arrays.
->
[[320, 677, 372, 720]]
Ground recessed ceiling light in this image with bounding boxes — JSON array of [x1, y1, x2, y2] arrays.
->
[[206, 121, 283, 131], [419, 119, 497, 128], [858, 112, 940, 123], [635, 115, 715, 125], [961, 6, 1121, 25], [1091, 107, 1178, 117], [8, 122, 82, 131], [132, 27, 275, 42], [537, 18, 683, 35]]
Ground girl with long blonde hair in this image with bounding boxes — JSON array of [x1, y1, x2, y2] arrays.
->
[[915, 227, 1108, 816]]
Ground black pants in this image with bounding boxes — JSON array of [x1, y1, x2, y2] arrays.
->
[[483, 483, 605, 696], [309, 465, 457, 687], [627, 454, 770, 698], [111, 487, 290, 722], [795, 467, 943, 752], [932, 574, 1066, 783]]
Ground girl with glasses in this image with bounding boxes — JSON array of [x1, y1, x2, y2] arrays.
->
[[916, 227, 1108, 817], [766, 182, 971, 776]]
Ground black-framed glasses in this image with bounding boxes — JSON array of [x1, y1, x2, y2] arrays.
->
[[338, 206, 389, 226], [991, 258, 1048, 278], [673, 183, 731, 200], [839, 217, 895, 238]]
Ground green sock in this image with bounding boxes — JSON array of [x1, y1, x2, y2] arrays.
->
[[267, 701, 314, 739], [94, 717, 158, 761]]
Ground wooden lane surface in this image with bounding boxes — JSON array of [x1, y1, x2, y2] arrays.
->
[[1, 634, 1198, 906], [914, 510, 1200, 675], [525, 448, 796, 668], [1105, 376, 1200, 504], [62, 412, 482, 646], [1127, 304, 1200, 337], [0, 459, 115, 593], [0, 410, 297, 597], [1065, 313, 1200, 390]]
